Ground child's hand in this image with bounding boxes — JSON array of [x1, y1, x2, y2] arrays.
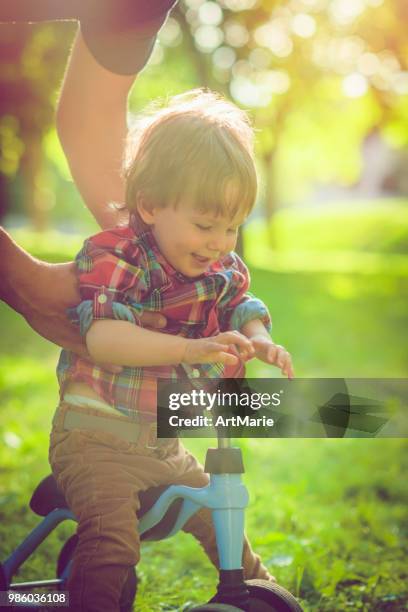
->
[[183, 331, 255, 366], [251, 335, 294, 379]]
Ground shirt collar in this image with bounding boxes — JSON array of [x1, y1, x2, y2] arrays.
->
[[141, 228, 181, 278]]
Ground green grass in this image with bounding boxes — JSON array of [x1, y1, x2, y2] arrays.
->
[[248, 199, 408, 255], [245, 199, 408, 278], [0, 228, 407, 610]]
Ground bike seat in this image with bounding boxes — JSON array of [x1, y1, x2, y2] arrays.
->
[[30, 474, 183, 541]]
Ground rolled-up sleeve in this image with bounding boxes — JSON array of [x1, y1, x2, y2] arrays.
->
[[67, 232, 147, 336], [217, 253, 272, 333], [229, 294, 271, 332]]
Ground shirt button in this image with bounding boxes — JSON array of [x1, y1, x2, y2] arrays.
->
[[192, 368, 200, 378], [97, 294, 108, 304]]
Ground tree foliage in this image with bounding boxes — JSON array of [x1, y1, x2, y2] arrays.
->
[[0, 2, 407, 228], [157, 0, 408, 217], [0, 21, 74, 226]]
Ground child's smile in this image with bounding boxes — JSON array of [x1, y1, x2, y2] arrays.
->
[[138, 200, 244, 278], [191, 253, 212, 267]]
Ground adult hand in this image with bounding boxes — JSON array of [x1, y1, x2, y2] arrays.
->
[[0, 228, 166, 360], [2, 16, 174, 358]]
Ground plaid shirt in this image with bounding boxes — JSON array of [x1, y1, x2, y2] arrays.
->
[[57, 218, 271, 421]]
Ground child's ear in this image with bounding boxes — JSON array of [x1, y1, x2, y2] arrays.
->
[[136, 193, 155, 225]]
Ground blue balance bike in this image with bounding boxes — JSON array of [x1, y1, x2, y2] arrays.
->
[[0, 435, 303, 611]]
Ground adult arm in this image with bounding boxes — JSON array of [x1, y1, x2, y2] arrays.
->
[[1, 26, 166, 349], [56, 29, 134, 229], [0, 226, 85, 354], [0, 228, 165, 356]]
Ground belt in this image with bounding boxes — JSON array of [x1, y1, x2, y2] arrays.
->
[[54, 405, 166, 449]]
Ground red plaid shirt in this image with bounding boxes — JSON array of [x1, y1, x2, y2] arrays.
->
[[57, 219, 271, 421]]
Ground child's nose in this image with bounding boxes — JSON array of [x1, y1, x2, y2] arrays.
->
[[208, 234, 228, 254]]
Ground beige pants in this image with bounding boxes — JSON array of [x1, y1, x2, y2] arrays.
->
[[49, 402, 272, 612]]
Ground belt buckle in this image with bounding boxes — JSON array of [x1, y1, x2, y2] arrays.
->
[[145, 422, 158, 450]]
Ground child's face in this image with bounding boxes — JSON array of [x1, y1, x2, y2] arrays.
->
[[146, 202, 244, 277]]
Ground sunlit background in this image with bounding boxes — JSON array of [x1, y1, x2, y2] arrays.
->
[[1, 0, 407, 376], [1, 2, 407, 610]]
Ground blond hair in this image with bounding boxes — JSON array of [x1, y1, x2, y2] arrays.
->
[[124, 89, 257, 228]]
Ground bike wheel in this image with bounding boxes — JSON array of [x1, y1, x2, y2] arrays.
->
[[189, 605, 242, 611], [246, 580, 303, 612]]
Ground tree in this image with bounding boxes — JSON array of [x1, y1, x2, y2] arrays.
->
[[0, 22, 74, 228], [151, 0, 407, 241]]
